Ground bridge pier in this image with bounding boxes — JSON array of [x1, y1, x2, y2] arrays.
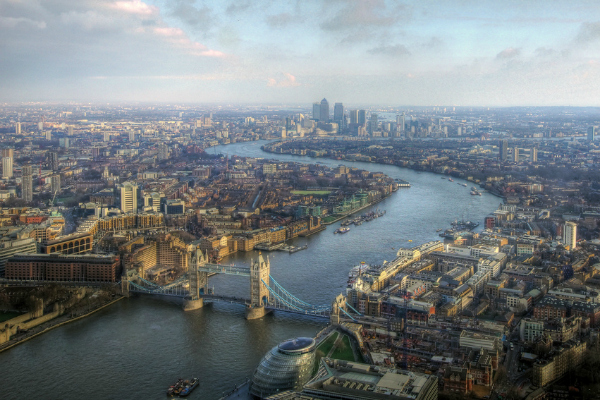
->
[[183, 297, 204, 311], [245, 305, 271, 320]]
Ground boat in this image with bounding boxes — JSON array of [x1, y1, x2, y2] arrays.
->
[[461, 183, 467, 187], [436, 228, 443, 232], [448, 178, 454, 182], [167, 379, 184, 397], [179, 378, 199, 397], [337, 227, 350, 234]]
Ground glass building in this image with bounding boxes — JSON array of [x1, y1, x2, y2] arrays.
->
[[249, 337, 316, 398]]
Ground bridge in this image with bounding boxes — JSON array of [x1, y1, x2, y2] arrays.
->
[[125, 249, 361, 321]]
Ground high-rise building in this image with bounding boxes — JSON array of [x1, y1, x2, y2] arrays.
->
[[158, 143, 169, 161], [499, 140, 508, 161], [103, 132, 110, 142], [319, 98, 329, 123], [48, 152, 59, 171], [45, 131, 52, 141], [358, 110, 367, 125], [59, 138, 69, 148], [15, 122, 21, 135], [120, 182, 138, 213], [513, 147, 519, 162], [38, 121, 44, 131], [67, 126, 74, 136], [312, 102, 320, 121], [2, 157, 13, 179], [1, 149, 14, 159], [588, 126, 597, 142], [531, 147, 538, 162], [333, 103, 344, 123], [396, 113, 405, 133], [22, 165, 33, 202], [564, 221, 577, 250], [51, 174, 61, 194], [369, 113, 378, 134], [349, 110, 359, 124], [129, 131, 136, 142]]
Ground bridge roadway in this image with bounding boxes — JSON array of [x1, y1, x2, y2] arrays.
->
[[200, 294, 248, 305], [196, 264, 250, 276]]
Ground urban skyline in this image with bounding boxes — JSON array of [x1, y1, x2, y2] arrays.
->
[[1, 0, 600, 106]]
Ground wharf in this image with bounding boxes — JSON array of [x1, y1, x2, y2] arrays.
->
[[298, 225, 326, 236], [322, 195, 390, 225], [253, 242, 285, 251]]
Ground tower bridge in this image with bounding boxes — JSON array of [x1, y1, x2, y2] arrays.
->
[[124, 249, 360, 321]]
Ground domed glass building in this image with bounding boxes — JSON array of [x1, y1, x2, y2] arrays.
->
[[249, 337, 316, 398]]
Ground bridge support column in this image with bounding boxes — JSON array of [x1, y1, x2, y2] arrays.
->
[[183, 297, 204, 311], [245, 305, 271, 320], [120, 277, 130, 297]]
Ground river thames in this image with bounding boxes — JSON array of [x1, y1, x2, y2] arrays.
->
[[0, 140, 501, 399]]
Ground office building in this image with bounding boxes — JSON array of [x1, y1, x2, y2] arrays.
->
[[2, 157, 13, 179], [22, 165, 33, 202], [120, 182, 138, 213], [67, 126, 74, 136], [349, 110, 359, 124], [369, 113, 378, 134], [129, 131, 136, 142], [588, 126, 597, 142], [59, 138, 69, 148], [45, 131, 51, 141], [51, 174, 61, 194], [320, 98, 329, 122], [312, 102, 320, 121], [15, 122, 21, 135], [158, 143, 169, 161], [564, 221, 577, 250], [513, 147, 519, 162], [358, 110, 367, 125], [499, 140, 508, 161], [249, 337, 316, 398], [0, 237, 37, 276], [103, 132, 110, 142], [397, 112, 405, 133], [333, 102, 344, 122], [48, 152, 59, 171], [5, 253, 121, 282], [1, 149, 14, 159], [531, 147, 538, 162]]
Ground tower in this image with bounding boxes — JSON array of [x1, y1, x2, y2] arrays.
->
[[369, 113, 378, 134], [51, 174, 61, 195], [22, 165, 33, 202], [312, 102, 320, 121], [319, 98, 329, 123], [564, 221, 577, 250], [588, 126, 597, 142], [158, 142, 169, 161], [120, 182, 138, 213], [183, 248, 209, 311], [513, 147, 519, 163], [499, 140, 508, 161], [358, 110, 367, 125], [15, 122, 21, 135], [333, 103, 344, 123], [247, 252, 271, 319], [349, 110, 359, 124], [47, 151, 59, 171], [2, 157, 13, 179], [531, 147, 538, 162]]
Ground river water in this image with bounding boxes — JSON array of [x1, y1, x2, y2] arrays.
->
[[0, 140, 500, 400]]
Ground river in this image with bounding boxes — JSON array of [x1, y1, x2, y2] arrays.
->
[[0, 140, 500, 400]]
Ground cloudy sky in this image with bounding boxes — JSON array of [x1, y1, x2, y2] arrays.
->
[[1, 0, 600, 106]]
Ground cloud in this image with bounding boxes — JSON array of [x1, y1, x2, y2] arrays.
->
[[575, 21, 600, 44], [320, 0, 400, 31], [367, 44, 410, 57], [266, 13, 296, 28], [0, 16, 46, 29], [109, 0, 158, 16], [496, 47, 521, 59], [267, 73, 300, 87], [168, 0, 215, 34]]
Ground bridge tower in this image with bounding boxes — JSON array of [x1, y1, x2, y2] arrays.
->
[[246, 252, 272, 320], [183, 247, 208, 311], [330, 293, 346, 325]]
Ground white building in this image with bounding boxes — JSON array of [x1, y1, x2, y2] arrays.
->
[[120, 182, 138, 213], [564, 221, 577, 250], [2, 157, 13, 178]]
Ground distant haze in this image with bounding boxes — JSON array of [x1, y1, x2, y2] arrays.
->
[[1, 0, 600, 106]]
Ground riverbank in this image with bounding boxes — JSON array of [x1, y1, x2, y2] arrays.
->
[[322, 194, 391, 225], [0, 295, 124, 354]]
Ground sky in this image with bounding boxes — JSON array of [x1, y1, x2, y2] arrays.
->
[[1, 0, 600, 106]]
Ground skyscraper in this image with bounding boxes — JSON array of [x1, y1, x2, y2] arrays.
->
[[51, 174, 61, 194], [120, 182, 138, 213], [45, 131, 52, 141], [564, 221, 577, 250], [22, 165, 33, 202], [588, 126, 597, 142], [358, 110, 367, 125], [499, 140, 508, 161], [320, 98, 329, 123], [513, 147, 519, 162], [67, 126, 74, 136], [312, 102, 320, 121], [333, 103, 344, 122], [158, 143, 169, 161], [48, 152, 59, 171], [349, 110, 359, 124], [531, 147, 538, 162], [2, 157, 13, 179], [369, 113, 378, 134], [396, 113, 405, 133], [15, 122, 21, 135]]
